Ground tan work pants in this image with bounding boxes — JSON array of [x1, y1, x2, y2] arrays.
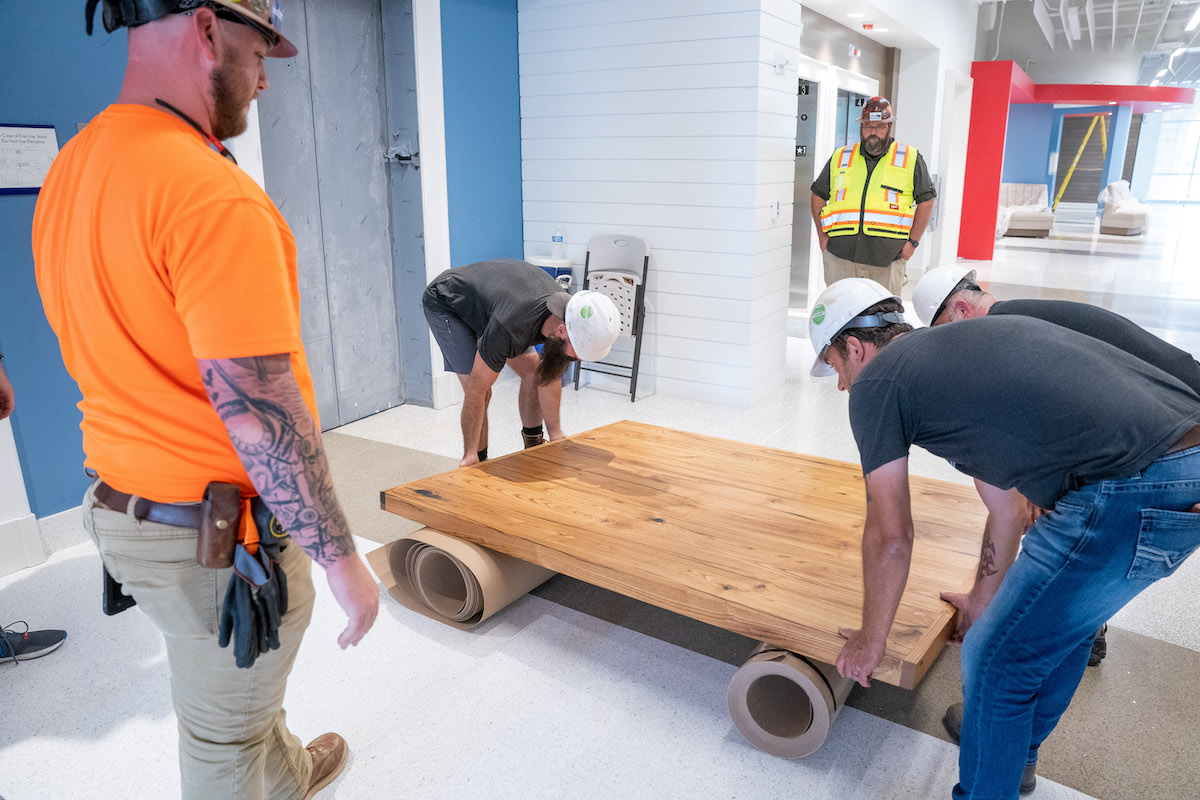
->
[[82, 481, 315, 800], [822, 249, 908, 295]]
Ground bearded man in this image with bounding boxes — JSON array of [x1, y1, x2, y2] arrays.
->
[[809, 96, 936, 294]]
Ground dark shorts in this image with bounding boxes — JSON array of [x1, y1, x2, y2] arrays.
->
[[422, 289, 478, 375]]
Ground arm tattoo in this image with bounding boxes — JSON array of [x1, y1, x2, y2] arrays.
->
[[200, 357, 354, 565], [976, 530, 998, 581]]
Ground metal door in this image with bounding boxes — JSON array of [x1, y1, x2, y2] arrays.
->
[[256, 0, 425, 427]]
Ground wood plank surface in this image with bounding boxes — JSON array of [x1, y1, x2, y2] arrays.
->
[[380, 421, 985, 689]]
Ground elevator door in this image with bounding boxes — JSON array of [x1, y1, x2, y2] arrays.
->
[[791, 79, 819, 310], [256, 0, 427, 427]]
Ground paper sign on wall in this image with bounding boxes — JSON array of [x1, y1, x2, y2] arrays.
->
[[0, 125, 59, 195]]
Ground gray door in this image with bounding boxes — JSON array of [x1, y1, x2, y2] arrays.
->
[[257, 0, 422, 428], [791, 79, 819, 310]]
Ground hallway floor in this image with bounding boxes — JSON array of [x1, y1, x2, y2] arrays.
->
[[4, 203, 1199, 799]]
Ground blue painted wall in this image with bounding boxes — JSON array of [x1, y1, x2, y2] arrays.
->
[[1104, 105, 1133, 188], [1002, 104, 1054, 188], [1131, 112, 1162, 200], [0, 7, 126, 516], [441, 0, 523, 267]]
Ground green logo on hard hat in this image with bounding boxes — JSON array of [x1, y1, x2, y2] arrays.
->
[[580, 305, 594, 319], [812, 304, 826, 325]]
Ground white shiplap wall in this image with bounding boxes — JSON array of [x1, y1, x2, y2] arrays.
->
[[519, 0, 802, 407]]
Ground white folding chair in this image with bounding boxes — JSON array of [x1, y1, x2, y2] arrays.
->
[[574, 234, 650, 401]]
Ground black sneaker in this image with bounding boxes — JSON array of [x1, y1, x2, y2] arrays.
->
[[1088, 624, 1108, 667], [944, 702, 1036, 795], [0, 621, 67, 663]]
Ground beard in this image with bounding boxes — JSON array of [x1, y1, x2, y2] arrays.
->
[[861, 133, 889, 157], [537, 335, 575, 386], [210, 59, 253, 140]]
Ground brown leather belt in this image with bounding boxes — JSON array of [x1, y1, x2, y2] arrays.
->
[[94, 481, 203, 530], [1166, 425, 1200, 455]]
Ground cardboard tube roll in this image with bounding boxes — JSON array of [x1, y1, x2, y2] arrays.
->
[[727, 642, 856, 758], [366, 528, 555, 629]]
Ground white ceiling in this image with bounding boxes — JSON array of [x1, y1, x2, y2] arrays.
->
[[804, 0, 1200, 87]]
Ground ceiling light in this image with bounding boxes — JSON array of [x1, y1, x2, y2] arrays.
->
[[1151, 79, 1161, 86], [1187, 6, 1200, 32], [1174, 47, 1187, 58], [1157, 69, 1168, 77]]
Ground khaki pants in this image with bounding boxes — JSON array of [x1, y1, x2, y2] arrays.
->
[[822, 249, 908, 295], [82, 482, 316, 800]]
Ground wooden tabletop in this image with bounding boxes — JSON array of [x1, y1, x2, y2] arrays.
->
[[381, 421, 985, 689]]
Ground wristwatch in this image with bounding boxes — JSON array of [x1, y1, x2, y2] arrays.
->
[[907, 238, 920, 248]]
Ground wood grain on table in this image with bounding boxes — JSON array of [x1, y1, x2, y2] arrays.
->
[[381, 421, 984, 689]]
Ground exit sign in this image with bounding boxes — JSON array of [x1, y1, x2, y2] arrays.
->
[[848, 44, 861, 58]]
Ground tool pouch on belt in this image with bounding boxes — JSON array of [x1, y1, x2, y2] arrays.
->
[[217, 501, 290, 669], [197, 481, 241, 568]]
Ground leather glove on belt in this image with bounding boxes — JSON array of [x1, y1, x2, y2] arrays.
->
[[218, 541, 289, 669]]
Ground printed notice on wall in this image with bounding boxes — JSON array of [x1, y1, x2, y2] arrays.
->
[[0, 125, 59, 194]]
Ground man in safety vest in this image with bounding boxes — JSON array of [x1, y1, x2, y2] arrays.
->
[[809, 97, 936, 294]]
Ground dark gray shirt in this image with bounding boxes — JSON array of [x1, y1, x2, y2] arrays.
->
[[811, 140, 936, 267], [849, 317, 1200, 509], [426, 259, 560, 372], [988, 299, 1200, 394]]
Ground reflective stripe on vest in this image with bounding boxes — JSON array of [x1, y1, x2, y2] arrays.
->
[[819, 142, 918, 240]]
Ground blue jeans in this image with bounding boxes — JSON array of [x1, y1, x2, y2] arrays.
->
[[953, 445, 1200, 799]]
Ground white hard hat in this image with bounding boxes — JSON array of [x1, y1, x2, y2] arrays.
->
[[565, 291, 621, 362], [912, 266, 978, 327], [808, 278, 902, 377]]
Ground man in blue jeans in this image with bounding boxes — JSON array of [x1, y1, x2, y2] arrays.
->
[[807, 279, 1200, 799]]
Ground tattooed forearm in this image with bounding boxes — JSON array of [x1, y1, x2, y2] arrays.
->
[[198, 354, 354, 567], [976, 530, 998, 582]]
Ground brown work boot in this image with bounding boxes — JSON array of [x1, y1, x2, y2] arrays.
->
[[302, 732, 348, 799], [522, 431, 545, 449]]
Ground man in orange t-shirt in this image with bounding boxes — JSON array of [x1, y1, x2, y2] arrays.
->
[[33, 2, 376, 797]]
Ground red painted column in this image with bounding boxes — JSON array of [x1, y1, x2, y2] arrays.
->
[[957, 62, 1022, 261]]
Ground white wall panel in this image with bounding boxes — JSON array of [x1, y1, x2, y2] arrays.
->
[[524, 112, 797, 139], [518, 12, 762, 52], [518, 0, 760, 32], [519, 0, 801, 405], [520, 37, 759, 75], [522, 136, 793, 163]]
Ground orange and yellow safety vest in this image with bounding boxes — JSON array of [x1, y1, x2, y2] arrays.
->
[[819, 141, 918, 240]]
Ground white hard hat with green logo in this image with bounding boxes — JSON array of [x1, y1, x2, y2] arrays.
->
[[565, 291, 621, 362], [808, 278, 903, 377]]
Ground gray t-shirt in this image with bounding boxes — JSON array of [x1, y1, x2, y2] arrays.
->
[[427, 259, 561, 372], [988, 299, 1200, 394], [811, 140, 936, 268], [849, 316, 1200, 509]]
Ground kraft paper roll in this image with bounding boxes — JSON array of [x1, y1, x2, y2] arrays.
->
[[726, 642, 856, 758], [366, 528, 555, 629]]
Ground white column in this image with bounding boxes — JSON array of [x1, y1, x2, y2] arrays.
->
[[0, 418, 46, 577]]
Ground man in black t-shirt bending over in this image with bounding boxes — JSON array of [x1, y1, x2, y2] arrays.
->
[[423, 259, 620, 467], [807, 278, 1200, 800]]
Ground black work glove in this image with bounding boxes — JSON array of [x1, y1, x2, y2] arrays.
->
[[218, 543, 288, 668], [218, 556, 260, 668]]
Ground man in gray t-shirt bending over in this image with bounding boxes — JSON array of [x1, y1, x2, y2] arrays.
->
[[808, 280, 1200, 799], [423, 259, 620, 467]]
